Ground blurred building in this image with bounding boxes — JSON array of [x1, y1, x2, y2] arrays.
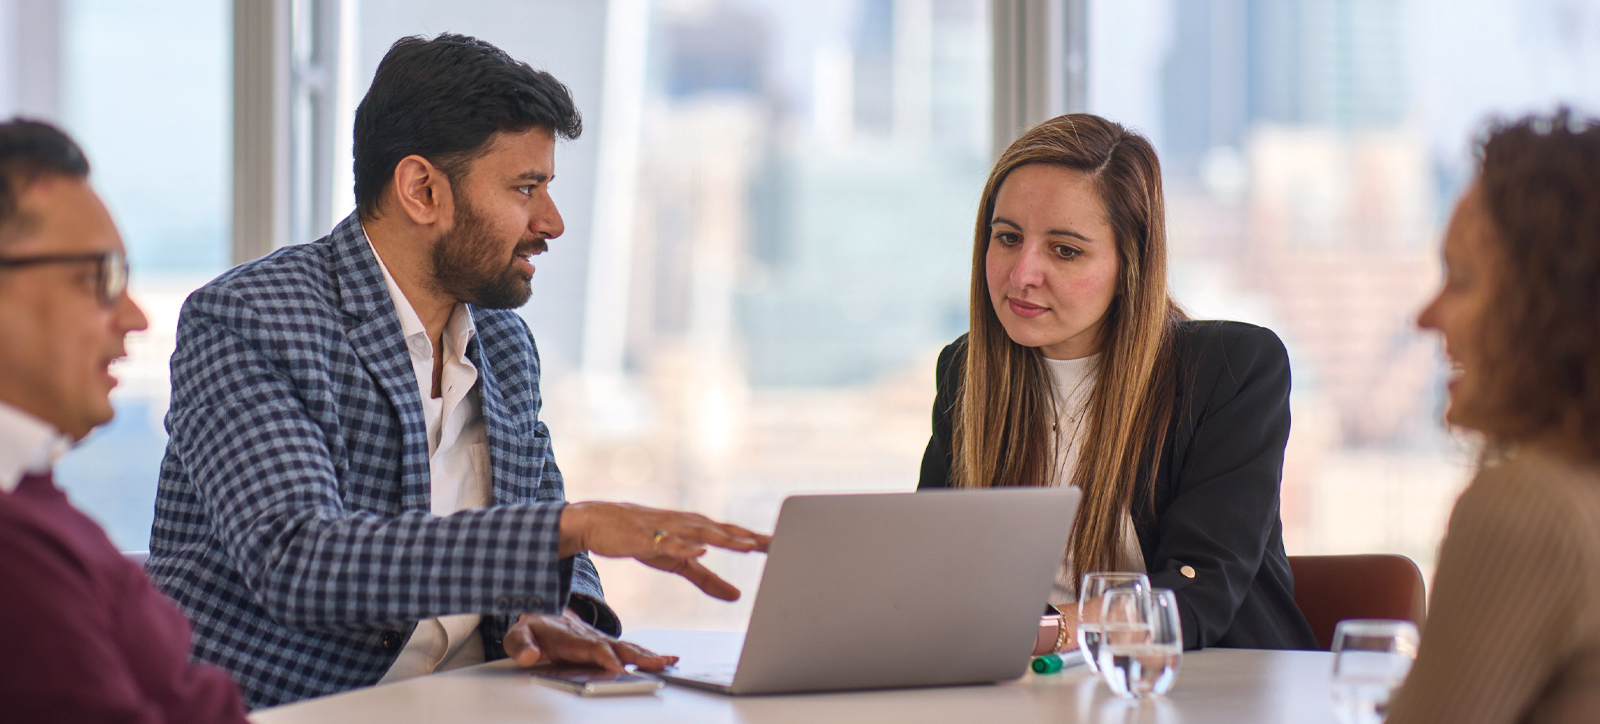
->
[[1147, 0, 1467, 573], [1156, 0, 1440, 450], [556, 0, 988, 630]]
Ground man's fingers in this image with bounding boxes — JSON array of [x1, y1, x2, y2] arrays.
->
[[671, 557, 742, 601], [533, 626, 626, 673], [505, 624, 544, 668], [638, 541, 744, 601], [584, 638, 627, 673], [569, 501, 770, 561], [661, 521, 767, 554], [712, 521, 770, 548], [613, 641, 678, 672], [653, 532, 708, 560]]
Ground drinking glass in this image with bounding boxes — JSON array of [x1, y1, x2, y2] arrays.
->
[[1077, 572, 1150, 674], [1097, 587, 1182, 698], [1330, 619, 1420, 724]]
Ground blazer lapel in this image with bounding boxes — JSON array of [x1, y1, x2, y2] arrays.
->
[[330, 212, 433, 512], [465, 325, 518, 505]]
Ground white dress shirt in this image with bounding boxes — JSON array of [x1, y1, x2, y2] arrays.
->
[[0, 402, 69, 494], [1042, 355, 1147, 606], [364, 231, 496, 683]]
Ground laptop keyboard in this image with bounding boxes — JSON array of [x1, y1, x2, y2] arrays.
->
[[663, 662, 738, 686]]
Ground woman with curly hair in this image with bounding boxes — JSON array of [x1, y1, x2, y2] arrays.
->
[[1389, 110, 1600, 723], [918, 113, 1315, 655]]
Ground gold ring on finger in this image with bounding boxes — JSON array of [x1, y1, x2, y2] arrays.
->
[[652, 529, 669, 553]]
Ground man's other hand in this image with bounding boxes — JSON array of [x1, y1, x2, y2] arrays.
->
[[504, 610, 677, 673]]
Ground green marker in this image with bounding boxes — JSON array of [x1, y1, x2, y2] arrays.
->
[[1031, 653, 1064, 674]]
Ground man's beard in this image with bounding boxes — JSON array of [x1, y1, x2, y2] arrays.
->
[[429, 197, 545, 310]]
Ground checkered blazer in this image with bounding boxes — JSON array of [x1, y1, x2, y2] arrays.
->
[[147, 213, 615, 709]]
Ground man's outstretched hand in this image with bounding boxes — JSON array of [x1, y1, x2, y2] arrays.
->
[[558, 501, 770, 601], [505, 611, 676, 673]]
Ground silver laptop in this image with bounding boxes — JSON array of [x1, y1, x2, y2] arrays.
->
[[658, 487, 1080, 695]]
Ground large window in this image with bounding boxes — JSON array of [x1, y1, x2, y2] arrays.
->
[[11, 0, 1600, 636], [1085, 0, 1600, 581], [2, 0, 232, 550], [563, 0, 991, 630]]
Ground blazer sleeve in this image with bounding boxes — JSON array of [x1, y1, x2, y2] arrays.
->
[[541, 448, 621, 636], [512, 319, 621, 637], [165, 286, 570, 631], [1147, 323, 1293, 649], [918, 338, 965, 490]]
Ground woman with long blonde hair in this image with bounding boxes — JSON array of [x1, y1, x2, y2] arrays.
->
[[919, 113, 1315, 654]]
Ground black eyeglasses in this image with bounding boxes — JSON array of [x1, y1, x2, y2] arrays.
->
[[0, 250, 129, 305]]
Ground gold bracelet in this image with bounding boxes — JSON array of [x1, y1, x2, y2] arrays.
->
[[1050, 605, 1071, 652]]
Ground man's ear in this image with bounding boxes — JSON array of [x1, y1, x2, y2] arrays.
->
[[390, 154, 455, 227]]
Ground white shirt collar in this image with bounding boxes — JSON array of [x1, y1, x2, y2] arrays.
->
[[361, 225, 477, 363], [1043, 353, 1099, 389], [0, 401, 70, 493]]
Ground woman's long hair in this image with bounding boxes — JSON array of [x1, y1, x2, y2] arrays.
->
[[953, 114, 1184, 584]]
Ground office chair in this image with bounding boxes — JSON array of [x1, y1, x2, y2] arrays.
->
[[1288, 554, 1427, 650]]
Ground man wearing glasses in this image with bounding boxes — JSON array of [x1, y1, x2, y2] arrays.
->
[[0, 120, 249, 721]]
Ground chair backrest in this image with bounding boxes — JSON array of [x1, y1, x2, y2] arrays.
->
[[1288, 554, 1427, 651]]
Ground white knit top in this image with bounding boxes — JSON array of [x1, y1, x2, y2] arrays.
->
[[1043, 354, 1147, 606]]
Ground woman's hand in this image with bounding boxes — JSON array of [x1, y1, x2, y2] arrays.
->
[[1032, 605, 1083, 656]]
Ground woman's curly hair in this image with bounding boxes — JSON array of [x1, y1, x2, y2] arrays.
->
[[1474, 108, 1600, 459]]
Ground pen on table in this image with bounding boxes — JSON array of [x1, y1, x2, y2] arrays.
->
[[1031, 653, 1064, 674]]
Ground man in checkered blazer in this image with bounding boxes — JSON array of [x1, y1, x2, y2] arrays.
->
[[147, 34, 768, 709]]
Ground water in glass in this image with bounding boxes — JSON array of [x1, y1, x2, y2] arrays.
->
[[1096, 588, 1183, 698], [1330, 620, 1419, 724], [1077, 572, 1150, 675], [1098, 637, 1182, 698], [1077, 623, 1104, 674]]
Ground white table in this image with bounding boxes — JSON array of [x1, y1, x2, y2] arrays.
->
[[249, 629, 1341, 724]]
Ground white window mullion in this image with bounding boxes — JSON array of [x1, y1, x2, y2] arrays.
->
[[234, 0, 354, 264], [232, 0, 292, 264], [990, 0, 1086, 159]]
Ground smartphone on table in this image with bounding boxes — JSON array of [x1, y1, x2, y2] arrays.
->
[[527, 665, 664, 696]]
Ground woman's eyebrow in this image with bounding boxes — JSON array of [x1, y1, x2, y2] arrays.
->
[[990, 216, 1091, 241], [1045, 228, 1091, 242]]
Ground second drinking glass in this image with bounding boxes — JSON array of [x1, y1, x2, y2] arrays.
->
[[1330, 619, 1420, 724], [1097, 587, 1183, 698], [1076, 572, 1150, 674]]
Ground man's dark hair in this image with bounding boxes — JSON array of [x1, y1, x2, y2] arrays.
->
[[0, 119, 90, 236], [353, 33, 582, 220]]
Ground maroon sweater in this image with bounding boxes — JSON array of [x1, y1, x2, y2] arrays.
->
[[0, 473, 247, 723]]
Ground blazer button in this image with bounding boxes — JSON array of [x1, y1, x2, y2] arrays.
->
[[1180, 565, 1197, 579], [380, 631, 402, 652], [494, 595, 511, 612], [528, 595, 543, 608], [511, 596, 528, 611]]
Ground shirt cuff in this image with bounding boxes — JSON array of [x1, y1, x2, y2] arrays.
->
[[566, 592, 622, 637]]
